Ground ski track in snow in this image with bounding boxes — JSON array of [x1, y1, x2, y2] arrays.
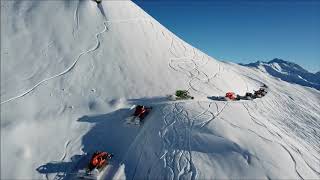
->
[[167, 34, 229, 125], [131, 131, 149, 180], [169, 37, 319, 178], [166, 32, 319, 179], [1, 23, 107, 104], [60, 140, 71, 161], [72, 1, 80, 38], [1, 18, 151, 105], [162, 39, 230, 177], [158, 103, 197, 180], [2, 2, 319, 180], [242, 101, 320, 178], [51, 140, 72, 180], [256, 98, 320, 176], [168, 37, 224, 96], [2, 4, 318, 178], [160, 34, 252, 179]]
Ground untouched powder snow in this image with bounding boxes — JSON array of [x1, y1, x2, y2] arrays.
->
[[1, 1, 320, 179]]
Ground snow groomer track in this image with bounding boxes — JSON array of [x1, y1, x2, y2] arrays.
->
[[1, 1, 319, 180]]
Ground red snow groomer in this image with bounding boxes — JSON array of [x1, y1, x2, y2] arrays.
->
[[225, 92, 237, 101], [87, 151, 113, 172], [133, 105, 152, 120], [126, 105, 152, 125]]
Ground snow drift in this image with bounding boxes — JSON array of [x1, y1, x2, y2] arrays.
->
[[1, 0, 319, 179]]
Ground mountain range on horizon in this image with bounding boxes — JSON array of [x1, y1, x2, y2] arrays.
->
[[1, 1, 319, 180], [240, 58, 320, 90]]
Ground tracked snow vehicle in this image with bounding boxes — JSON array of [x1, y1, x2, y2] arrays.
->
[[254, 88, 267, 98], [168, 90, 194, 101], [242, 92, 255, 100], [126, 105, 152, 126], [77, 151, 113, 179], [225, 92, 238, 101]]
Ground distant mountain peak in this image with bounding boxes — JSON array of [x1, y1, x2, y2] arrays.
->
[[269, 58, 287, 64], [241, 58, 320, 90]]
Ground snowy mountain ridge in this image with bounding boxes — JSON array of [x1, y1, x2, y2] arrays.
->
[[1, 1, 320, 180], [241, 58, 320, 90]]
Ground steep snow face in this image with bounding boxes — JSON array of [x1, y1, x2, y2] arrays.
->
[[1, 1, 320, 180], [242, 58, 320, 90]]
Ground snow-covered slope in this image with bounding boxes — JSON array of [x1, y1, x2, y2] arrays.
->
[[242, 58, 320, 90], [1, 1, 319, 179]]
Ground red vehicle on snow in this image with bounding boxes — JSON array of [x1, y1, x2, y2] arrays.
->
[[126, 105, 152, 126], [87, 151, 113, 171], [133, 105, 152, 120], [225, 92, 237, 100]]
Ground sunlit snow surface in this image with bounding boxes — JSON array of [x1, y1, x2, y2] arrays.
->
[[1, 1, 319, 179]]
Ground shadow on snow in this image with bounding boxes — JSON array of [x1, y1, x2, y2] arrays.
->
[[36, 107, 141, 179], [36, 96, 165, 179], [36, 96, 256, 179]]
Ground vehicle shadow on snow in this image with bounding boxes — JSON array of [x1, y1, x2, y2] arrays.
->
[[36, 96, 167, 179], [207, 96, 226, 101], [36, 154, 88, 179], [77, 108, 142, 157], [36, 107, 141, 179], [127, 96, 169, 106]]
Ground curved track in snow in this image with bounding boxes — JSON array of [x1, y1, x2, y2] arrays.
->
[[241, 101, 320, 179], [156, 37, 236, 179], [246, 98, 320, 177], [158, 103, 198, 180], [168, 37, 225, 96], [1, 22, 107, 104], [72, 1, 80, 38], [166, 32, 318, 179], [1, 18, 151, 105]]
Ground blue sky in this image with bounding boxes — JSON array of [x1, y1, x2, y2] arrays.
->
[[134, 0, 320, 72]]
